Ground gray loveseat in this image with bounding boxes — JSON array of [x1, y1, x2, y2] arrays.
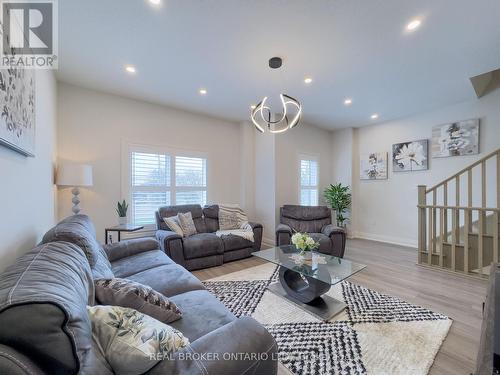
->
[[0, 215, 277, 375], [276, 205, 347, 258], [156, 204, 263, 270]]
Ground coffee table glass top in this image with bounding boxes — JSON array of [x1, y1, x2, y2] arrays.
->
[[253, 245, 366, 285]]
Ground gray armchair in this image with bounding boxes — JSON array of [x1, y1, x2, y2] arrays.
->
[[276, 205, 346, 258]]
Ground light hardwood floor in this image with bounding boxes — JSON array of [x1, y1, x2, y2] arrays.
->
[[193, 238, 487, 375]]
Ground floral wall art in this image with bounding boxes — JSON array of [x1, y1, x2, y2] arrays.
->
[[392, 140, 428, 172], [0, 68, 36, 156], [360, 152, 388, 180], [431, 119, 479, 158]]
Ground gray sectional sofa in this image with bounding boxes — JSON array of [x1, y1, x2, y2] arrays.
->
[[0, 215, 277, 375], [156, 204, 263, 270]]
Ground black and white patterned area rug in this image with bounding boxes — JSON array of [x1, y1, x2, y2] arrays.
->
[[203, 263, 452, 375]]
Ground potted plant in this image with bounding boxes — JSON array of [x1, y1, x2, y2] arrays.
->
[[116, 200, 129, 225], [291, 232, 319, 260], [324, 183, 352, 227]]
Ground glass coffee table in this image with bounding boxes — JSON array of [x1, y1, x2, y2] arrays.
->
[[254, 245, 366, 321]]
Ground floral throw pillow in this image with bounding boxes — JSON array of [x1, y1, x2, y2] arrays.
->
[[177, 212, 197, 237], [88, 305, 189, 375], [95, 278, 182, 323]]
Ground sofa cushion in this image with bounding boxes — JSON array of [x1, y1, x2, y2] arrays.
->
[[202, 204, 219, 232], [178, 212, 197, 237], [42, 219, 103, 267], [0, 242, 94, 374], [111, 250, 173, 279], [127, 264, 205, 297], [169, 290, 235, 341], [182, 233, 223, 259], [309, 233, 333, 253], [221, 234, 254, 251]]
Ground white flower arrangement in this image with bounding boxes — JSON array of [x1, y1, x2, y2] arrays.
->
[[291, 232, 319, 252]]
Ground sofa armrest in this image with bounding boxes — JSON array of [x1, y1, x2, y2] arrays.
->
[[249, 222, 263, 251], [103, 237, 160, 262], [148, 316, 278, 375], [276, 224, 292, 246], [321, 224, 347, 258], [0, 344, 46, 375], [156, 230, 186, 266]]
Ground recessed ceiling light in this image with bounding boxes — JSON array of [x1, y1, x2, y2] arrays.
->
[[125, 65, 136, 74], [344, 98, 353, 106], [304, 77, 313, 84], [149, 0, 161, 5], [406, 19, 422, 31], [250, 104, 256, 110], [371, 113, 379, 120], [199, 88, 207, 95]]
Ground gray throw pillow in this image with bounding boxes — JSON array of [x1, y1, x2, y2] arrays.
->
[[95, 278, 182, 323], [177, 212, 197, 237]]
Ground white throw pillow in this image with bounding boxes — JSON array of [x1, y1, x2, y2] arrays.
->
[[163, 216, 184, 236], [177, 212, 197, 237], [87, 305, 189, 375]]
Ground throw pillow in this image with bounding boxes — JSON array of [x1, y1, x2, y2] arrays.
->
[[163, 216, 184, 236], [177, 212, 197, 237], [219, 204, 249, 230], [87, 305, 189, 375], [94, 278, 182, 323]]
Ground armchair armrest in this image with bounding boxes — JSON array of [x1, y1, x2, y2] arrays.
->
[[276, 224, 292, 246], [103, 237, 160, 262], [248, 222, 263, 251], [321, 224, 345, 237], [321, 224, 347, 258], [148, 316, 278, 375], [156, 230, 185, 266]]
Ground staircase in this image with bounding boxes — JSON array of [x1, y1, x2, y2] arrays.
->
[[417, 149, 500, 278]]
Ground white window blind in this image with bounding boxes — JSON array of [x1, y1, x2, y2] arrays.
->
[[175, 156, 207, 205], [300, 158, 319, 206], [129, 149, 207, 225]]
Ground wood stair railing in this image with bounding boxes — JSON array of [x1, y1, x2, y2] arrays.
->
[[417, 149, 500, 278]]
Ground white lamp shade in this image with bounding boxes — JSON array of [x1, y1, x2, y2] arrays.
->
[[56, 163, 93, 187]]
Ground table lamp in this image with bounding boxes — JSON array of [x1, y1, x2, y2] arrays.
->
[[56, 163, 93, 215]]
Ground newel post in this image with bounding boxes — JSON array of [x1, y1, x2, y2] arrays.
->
[[417, 185, 427, 264]]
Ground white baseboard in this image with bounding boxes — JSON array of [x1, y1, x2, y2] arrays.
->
[[352, 231, 417, 249]]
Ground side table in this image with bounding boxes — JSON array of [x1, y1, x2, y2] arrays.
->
[[105, 224, 144, 244]]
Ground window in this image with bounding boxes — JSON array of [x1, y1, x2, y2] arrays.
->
[[300, 157, 318, 206], [129, 148, 207, 225]]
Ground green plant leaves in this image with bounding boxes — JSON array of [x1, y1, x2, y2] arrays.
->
[[324, 183, 351, 226]]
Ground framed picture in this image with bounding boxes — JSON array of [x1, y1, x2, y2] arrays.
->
[[0, 68, 36, 157], [360, 152, 388, 180], [431, 119, 479, 158], [392, 140, 428, 172]]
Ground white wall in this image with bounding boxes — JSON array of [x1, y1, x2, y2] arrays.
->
[[341, 87, 500, 247], [254, 130, 276, 246], [275, 122, 333, 213], [0, 71, 57, 272], [57, 83, 243, 242]]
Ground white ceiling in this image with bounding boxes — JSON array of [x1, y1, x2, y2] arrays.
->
[[57, 0, 500, 130]]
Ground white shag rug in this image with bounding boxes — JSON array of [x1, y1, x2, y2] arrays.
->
[[203, 263, 452, 375]]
